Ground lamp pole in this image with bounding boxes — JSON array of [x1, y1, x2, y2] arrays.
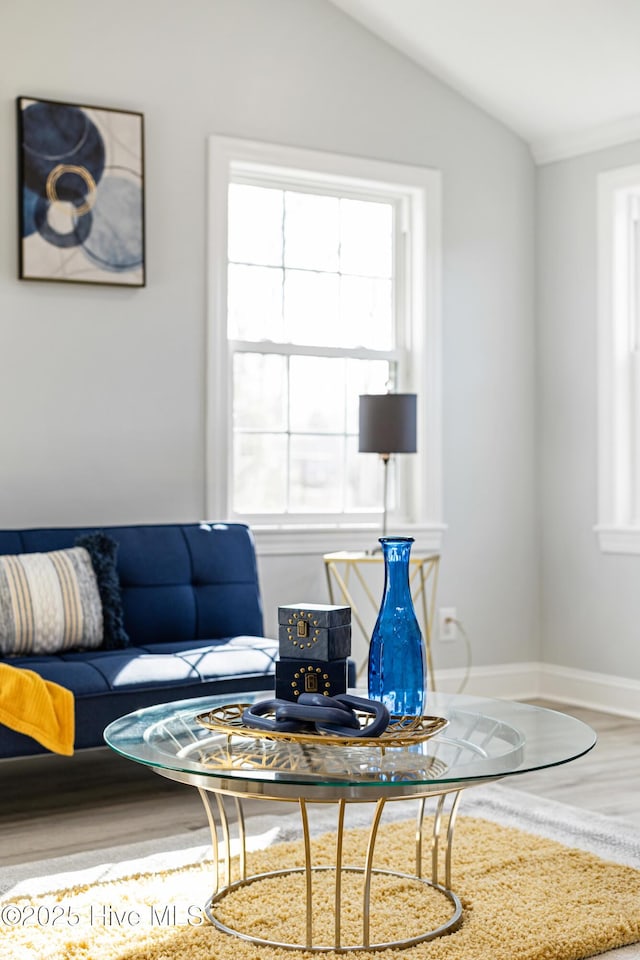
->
[[381, 452, 391, 538]]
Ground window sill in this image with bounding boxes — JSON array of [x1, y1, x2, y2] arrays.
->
[[594, 525, 640, 554], [251, 522, 446, 557]]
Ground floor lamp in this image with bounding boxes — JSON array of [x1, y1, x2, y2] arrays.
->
[[358, 393, 417, 537]]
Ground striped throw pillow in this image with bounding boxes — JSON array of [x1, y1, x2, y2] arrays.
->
[[0, 547, 103, 655]]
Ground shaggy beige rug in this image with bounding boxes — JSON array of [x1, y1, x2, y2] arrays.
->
[[1, 815, 639, 960]]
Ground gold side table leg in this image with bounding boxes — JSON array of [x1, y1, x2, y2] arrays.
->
[[325, 560, 336, 604], [427, 559, 440, 692], [419, 563, 436, 692]]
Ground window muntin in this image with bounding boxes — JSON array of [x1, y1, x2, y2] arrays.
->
[[228, 181, 399, 522]]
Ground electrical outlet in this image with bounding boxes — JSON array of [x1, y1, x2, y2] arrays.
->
[[438, 607, 457, 642]]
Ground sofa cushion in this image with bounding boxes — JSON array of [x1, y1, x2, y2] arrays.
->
[[0, 523, 265, 648], [121, 585, 197, 645], [0, 547, 103, 656], [5, 654, 111, 696], [75, 532, 130, 650], [144, 636, 279, 681], [76, 648, 202, 691], [5, 636, 279, 698]]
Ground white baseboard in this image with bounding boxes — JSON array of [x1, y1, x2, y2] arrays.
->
[[538, 663, 640, 719], [434, 660, 640, 719], [434, 661, 541, 700]]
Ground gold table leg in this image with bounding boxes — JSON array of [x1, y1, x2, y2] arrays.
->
[[200, 792, 463, 953]]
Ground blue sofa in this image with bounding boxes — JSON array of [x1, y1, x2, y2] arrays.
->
[[0, 522, 279, 758]]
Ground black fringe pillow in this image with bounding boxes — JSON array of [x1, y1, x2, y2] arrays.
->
[[75, 532, 130, 650]]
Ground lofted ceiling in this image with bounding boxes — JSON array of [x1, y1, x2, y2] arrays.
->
[[328, 0, 640, 163]]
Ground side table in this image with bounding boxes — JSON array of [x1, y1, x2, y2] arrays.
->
[[323, 551, 439, 688]]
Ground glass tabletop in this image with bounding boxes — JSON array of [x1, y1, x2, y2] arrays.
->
[[104, 691, 596, 800]]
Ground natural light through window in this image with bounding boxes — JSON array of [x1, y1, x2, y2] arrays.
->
[[228, 183, 396, 518], [206, 137, 443, 552]]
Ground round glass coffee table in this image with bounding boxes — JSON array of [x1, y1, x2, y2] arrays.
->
[[104, 691, 596, 954]]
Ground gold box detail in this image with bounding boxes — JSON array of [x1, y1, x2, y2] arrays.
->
[[277, 603, 351, 661], [275, 658, 347, 700]]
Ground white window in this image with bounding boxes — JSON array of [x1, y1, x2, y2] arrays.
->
[[207, 137, 443, 554], [597, 164, 640, 553]]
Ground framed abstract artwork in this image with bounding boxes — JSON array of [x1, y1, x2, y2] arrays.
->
[[17, 97, 145, 286]]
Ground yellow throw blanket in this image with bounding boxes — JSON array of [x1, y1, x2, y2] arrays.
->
[[0, 663, 75, 755]]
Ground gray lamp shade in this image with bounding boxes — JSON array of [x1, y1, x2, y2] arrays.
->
[[358, 394, 417, 455]]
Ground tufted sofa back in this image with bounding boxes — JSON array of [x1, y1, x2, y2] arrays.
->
[[0, 522, 264, 644]]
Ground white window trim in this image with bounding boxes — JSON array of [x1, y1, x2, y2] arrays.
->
[[596, 163, 640, 554], [206, 135, 444, 555]]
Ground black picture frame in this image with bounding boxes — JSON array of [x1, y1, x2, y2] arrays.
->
[[17, 96, 146, 287]]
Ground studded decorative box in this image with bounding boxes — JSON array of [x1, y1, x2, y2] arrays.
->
[[277, 603, 351, 661], [275, 658, 348, 701]]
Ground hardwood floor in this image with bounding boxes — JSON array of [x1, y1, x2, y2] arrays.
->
[[0, 699, 637, 867], [507, 700, 640, 828], [0, 748, 209, 866]]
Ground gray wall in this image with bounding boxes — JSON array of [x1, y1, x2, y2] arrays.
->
[[538, 139, 640, 680], [0, 0, 537, 666]]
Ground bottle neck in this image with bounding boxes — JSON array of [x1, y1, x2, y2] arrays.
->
[[381, 539, 413, 595]]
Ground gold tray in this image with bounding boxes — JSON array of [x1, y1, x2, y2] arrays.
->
[[195, 702, 448, 749]]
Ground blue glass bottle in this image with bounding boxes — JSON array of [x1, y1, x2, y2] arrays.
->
[[368, 537, 426, 716]]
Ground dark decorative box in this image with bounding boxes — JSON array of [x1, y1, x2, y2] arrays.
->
[[277, 603, 351, 661], [275, 658, 348, 701]]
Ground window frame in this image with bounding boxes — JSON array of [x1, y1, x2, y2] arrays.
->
[[206, 136, 444, 555], [596, 163, 640, 553]]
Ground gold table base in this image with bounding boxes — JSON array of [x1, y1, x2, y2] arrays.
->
[[197, 789, 464, 953]]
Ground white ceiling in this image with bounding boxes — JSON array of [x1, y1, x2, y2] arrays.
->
[[328, 0, 640, 163]]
